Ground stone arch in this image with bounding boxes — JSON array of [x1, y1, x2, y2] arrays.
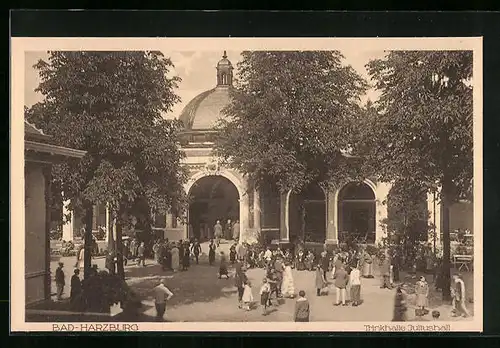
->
[[185, 168, 246, 198], [333, 179, 377, 204], [183, 168, 248, 241]]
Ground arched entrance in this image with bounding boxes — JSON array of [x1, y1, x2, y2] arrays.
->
[[338, 182, 376, 244], [187, 175, 240, 241], [289, 183, 327, 243]]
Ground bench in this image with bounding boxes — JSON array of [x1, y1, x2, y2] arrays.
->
[[453, 254, 473, 272]]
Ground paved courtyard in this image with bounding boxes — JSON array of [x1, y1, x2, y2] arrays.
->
[[49, 242, 474, 322]]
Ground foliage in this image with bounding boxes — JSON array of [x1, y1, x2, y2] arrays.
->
[[26, 51, 188, 220], [357, 51, 473, 300], [364, 244, 380, 257], [80, 271, 133, 313], [214, 51, 368, 193], [380, 179, 431, 264], [356, 51, 473, 201], [26, 51, 188, 277]]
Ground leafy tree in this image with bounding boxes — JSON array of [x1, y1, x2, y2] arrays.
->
[[356, 51, 473, 300], [26, 51, 187, 279], [214, 51, 368, 194], [382, 179, 430, 266]]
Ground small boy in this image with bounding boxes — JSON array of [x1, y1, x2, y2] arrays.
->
[[259, 278, 271, 315], [294, 290, 310, 322]]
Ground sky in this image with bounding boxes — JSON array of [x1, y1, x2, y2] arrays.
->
[[24, 49, 385, 119]]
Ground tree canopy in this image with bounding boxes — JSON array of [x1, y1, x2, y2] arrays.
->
[[356, 50, 473, 300], [214, 51, 368, 193], [356, 51, 473, 201], [25, 51, 188, 276]]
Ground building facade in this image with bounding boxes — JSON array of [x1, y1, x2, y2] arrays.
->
[[159, 52, 451, 246], [59, 52, 473, 249]]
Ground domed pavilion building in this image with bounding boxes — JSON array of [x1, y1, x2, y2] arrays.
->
[[157, 51, 467, 248], [60, 52, 472, 251]]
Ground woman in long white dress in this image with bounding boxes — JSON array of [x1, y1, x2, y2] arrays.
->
[[78, 247, 85, 269], [281, 263, 296, 298], [171, 244, 180, 272]]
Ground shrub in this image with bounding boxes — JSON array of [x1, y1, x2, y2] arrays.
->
[[81, 271, 132, 313], [365, 244, 380, 256]]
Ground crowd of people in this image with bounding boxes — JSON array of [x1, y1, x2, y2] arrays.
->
[[219, 241, 381, 320], [55, 232, 471, 322]]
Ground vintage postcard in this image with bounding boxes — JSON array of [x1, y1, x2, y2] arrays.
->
[[11, 37, 482, 332]]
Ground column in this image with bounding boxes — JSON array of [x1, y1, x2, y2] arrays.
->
[[253, 188, 261, 231], [280, 192, 289, 242], [183, 211, 189, 240], [166, 211, 173, 228], [62, 199, 74, 241], [326, 189, 338, 244], [105, 203, 110, 243], [375, 183, 391, 244], [427, 191, 441, 248], [239, 193, 249, 243]]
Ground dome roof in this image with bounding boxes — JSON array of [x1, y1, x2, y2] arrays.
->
[[179, 51, 234, 131], [217, 51, 233, 68], [179, 87, 232, 130]]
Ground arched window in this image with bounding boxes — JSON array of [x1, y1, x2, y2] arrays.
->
[[289, 182, 326, 243], [338, 182, 376, 244]]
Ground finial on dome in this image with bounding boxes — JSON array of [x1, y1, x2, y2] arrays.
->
[[216, 51, 233, 87]]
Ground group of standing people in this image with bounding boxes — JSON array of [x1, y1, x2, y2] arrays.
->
[[213, 219, 240, 246], [232, 255, 298, 317], [150, 238, 203, 272]]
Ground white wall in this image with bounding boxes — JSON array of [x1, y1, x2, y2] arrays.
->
[[25, 163, 48, 305]]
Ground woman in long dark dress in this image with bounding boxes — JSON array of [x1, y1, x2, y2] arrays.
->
[[392, 286, 407, 321], [182, 241, 190, 270], [219, 251, 229, 278], [208, 240, 216, 266], [179, 239, 186, 271], [167, 243, 173, 270], [391, 249, 401, 283]]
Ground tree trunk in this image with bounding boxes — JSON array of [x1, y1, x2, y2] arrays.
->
[[83, 203, 93, 279], [107, 209, 115, 253], [116, 208, 125, 279], [441, 185, 452, 302]]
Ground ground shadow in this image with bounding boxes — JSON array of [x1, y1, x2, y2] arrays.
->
[[126, 260, 240, 308]]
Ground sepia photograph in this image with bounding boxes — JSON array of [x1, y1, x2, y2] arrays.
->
[[11, 37, 482, 332]]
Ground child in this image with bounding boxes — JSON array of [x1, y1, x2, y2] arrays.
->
[[349, 264, 361, 306], [259, 278, 271, 315], [294, 290, 310, 322], [242, 280, 254, 311], [415, 276, 429, 316], [229, 243, 237, 264]]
